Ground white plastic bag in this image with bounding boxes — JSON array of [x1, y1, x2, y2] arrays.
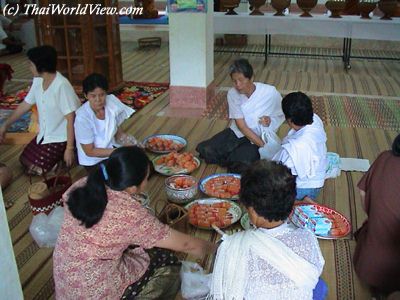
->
[[325, 152, 341, 179], [29, 206, 64, 248], [180, 261, 211, 300], [258, 127, 282, 160]]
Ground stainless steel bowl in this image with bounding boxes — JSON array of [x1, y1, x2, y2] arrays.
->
[[165, 175, 198, 204]]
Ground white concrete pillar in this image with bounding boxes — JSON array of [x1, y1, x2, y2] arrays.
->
[[0, 190, 23, 300], [168, 0, 215, 109]]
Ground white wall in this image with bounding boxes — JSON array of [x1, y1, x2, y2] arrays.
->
[[0, 190, 23, 300]]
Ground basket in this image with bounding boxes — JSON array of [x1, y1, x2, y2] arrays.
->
[[155, 199, 190, 233], [28, 174, 72, 215]]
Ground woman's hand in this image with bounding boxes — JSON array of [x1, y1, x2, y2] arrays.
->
[[64, 148, 75, 167], [259, 116, 271, 127], [235, 119, 264, 147], [0, 101, 32, 144], [156, 229, 217, 258]]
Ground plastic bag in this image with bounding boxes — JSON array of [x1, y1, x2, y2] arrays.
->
[[29, 206, 64, 247], [325, 152, 341, 179], [258, 127, 282, 160], [180, 261, 211, 300]]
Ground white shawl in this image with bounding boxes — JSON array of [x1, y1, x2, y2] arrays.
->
[[240, 83, 284, 136], [281, 114, 327, 179], [208, 229, 320, 300]]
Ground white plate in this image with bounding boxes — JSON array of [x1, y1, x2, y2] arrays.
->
[[143, 134, 187, 154], [289, 203, 351, 240], [199, 173, 241, 200], [184, 198, 242, 230], [152, 155, 200, 176]]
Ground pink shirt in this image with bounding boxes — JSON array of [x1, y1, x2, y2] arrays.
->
[[53, 178, 170, 299]]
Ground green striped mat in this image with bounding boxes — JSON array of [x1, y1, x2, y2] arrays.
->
[[203, 92, 400, 131], [314, 95, 400, 131]]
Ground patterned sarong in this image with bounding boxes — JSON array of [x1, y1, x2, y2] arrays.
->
[[121, 248, 181, 299], [19, 136, 66, 175]]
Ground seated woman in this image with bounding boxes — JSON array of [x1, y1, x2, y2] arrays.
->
[[196, 58, 284, 172], [74, 73, 139, 170], [273, 92, 327, 200], [53, 146, 216, 299], [0, 18, 23, 56], [353, 133, 400, 296], [0, 45, 80, 175], [209, 160, 324, 300]]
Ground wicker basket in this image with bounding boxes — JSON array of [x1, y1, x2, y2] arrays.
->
[[28, 175, 71, 215], [156, 200, 190, 233]]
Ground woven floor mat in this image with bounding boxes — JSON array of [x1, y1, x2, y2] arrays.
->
[[203, 91, 400, 131], [4, 115, 396, 300]]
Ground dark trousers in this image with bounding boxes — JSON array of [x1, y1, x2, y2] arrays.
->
[[196, 128, 260, 167]]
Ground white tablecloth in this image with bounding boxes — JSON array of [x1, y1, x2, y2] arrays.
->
[[214, 12, 400, 41]]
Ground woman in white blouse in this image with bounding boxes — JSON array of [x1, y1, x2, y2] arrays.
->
[[209, 160, 324, 300], [74, 73, 138, 169], [0, 45, 80, 175], [196, 58, 284, 173]]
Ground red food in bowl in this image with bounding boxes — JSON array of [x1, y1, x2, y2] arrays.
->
[[169, 176, 196, 189], [147, 137, 184, 152], [188, 202, 233, 229], [204, 176, 240, 198], [155, 152, 198, 172]]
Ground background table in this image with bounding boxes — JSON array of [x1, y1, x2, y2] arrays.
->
[[214, 13, 400, 69]]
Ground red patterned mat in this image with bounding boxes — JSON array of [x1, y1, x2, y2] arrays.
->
[[115, 81, 169, 110], [0, 81, 169, 111], [203, 91, 400, 131]]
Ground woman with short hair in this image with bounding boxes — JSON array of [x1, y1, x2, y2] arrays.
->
[[273, 92, 327, 200], [0, 45, 80, 174], [74, 73, 138, 169], [53, 146, 216, 299], [196, 58, 284, 172], [209, 160, 324, 300]]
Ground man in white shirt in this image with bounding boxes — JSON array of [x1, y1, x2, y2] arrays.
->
[[272, 92, 327, 200], [196, 58, 284, 172]]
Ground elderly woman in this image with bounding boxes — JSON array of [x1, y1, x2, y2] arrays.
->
[[196, 58, 284, 172], [0, 45, 80, 175], [209, 160, 324, 300], [54, 146, 216, 299], [273, 92, 327, 200], [74, 73, 139, 169], [353, 133, 400, 296]]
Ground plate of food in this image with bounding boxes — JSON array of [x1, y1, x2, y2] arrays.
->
[[143, 134, 187, 153], [185, 198, 242, 230], [289, 203, 351, 239], [152, 152, 200, 176], [199, 173, 241, 199]]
